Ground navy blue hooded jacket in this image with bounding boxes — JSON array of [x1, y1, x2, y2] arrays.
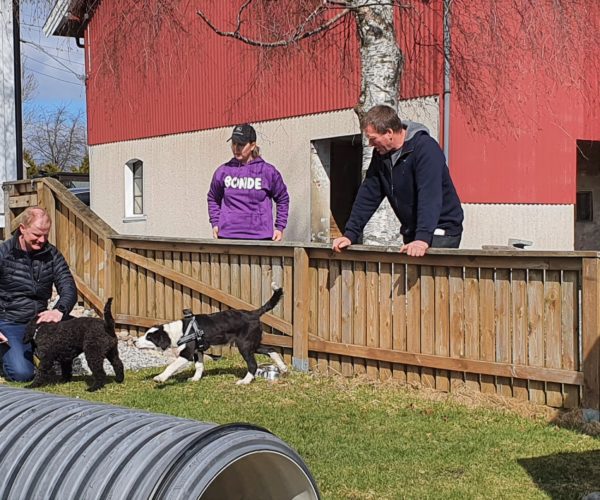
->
[[344, 121, 463, 245]]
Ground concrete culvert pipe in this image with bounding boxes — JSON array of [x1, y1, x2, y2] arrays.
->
[[0, 386, 320, 500]]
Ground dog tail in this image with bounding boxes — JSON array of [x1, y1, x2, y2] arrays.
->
[[255, 283, 283, 316], [103, 297, 116, 336]]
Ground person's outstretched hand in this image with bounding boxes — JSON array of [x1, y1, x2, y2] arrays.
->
[[399, 240, 429, 257], [37, 309, 64, 324], [212, 226, 219, 239], [332, 236, 352, 253], [273, 229, 283, 241]]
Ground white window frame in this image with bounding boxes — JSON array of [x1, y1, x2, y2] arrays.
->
[[123, 158, 146, 222]]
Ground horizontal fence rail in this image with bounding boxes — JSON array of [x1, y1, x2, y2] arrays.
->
[[4, 179, 600, 410]]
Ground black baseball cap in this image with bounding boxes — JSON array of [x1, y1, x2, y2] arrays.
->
[[228, 123, 257, 144]]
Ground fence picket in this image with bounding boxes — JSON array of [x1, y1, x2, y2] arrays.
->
[[392, 263, 407, 383], [528, 270, 546, 404], [511, 270, 529, 401], [495, 269, 512, 398], [449, 267, 465, 390], [434, 266, 450, 391]]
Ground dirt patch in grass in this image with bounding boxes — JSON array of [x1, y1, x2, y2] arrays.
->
[[310, 371, 600, 436]]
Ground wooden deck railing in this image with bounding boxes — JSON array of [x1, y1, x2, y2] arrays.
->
[[4, 178, 600, 410]]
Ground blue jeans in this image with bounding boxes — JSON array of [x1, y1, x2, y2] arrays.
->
[[0, 321, 34, 382]]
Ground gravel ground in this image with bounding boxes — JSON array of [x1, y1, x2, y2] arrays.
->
[[73, 341, 175, 376]]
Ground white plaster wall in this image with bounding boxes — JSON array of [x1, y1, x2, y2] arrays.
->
[[90, 110, 360, 240], [461, 203, 574, 250], [0, 0, 17, 227], [89, 101, 574, 250]]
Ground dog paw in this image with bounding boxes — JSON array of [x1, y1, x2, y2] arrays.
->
[[153, 375, 166, 383], [236, 373, 255, 385], [187, 377, 201, 382]]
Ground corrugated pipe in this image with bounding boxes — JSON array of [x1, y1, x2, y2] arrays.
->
[[0, 386, 320, 500]]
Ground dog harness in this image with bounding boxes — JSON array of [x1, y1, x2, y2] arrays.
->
[[176, 310, 205, 349]]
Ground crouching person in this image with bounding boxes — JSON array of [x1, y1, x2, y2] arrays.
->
[[0, 207, 76, 382]]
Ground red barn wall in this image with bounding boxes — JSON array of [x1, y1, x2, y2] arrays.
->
[[449, 1, 600, 205], [84, 1, 440, 146], [83, 0, 599, 206]]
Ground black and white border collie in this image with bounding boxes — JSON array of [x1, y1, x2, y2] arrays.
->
[[135, 284, 287, 385]]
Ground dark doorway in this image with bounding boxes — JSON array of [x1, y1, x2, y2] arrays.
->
[[575, 140, 600, 250], [329, 136, 362, 239]]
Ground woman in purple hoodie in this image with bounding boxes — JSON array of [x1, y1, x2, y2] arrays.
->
[[207, 124, 290, 240]]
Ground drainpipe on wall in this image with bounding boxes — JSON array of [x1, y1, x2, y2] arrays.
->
[[443, 0, 451, 165]]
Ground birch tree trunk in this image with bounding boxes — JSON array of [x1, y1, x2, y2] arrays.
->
[[353, 2, 403, 245]]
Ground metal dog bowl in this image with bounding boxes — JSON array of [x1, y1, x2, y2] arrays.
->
[[256, 364, 281, 381]]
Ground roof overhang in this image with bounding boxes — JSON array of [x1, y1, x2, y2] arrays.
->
[[43, 0, 93, 38]]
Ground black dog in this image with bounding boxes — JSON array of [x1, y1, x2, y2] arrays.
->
[[136, 284, 287, 384], [24, 298, 125, 391]]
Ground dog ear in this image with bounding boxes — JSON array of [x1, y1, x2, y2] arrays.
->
[[157, 332, 172, 350]]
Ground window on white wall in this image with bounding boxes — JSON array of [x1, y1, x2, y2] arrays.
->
[[124, 159, 145, 219]]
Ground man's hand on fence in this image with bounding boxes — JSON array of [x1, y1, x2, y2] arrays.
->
[[399, 240, 429, 257], [332, 236, 351, 253]]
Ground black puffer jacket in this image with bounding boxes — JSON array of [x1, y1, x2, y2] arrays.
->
[[0, 230, 77, 324]]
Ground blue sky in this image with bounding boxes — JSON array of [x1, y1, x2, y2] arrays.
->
[[20, 3, 86, 116]]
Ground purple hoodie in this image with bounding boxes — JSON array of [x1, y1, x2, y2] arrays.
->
[[207, 156, 289, 239]]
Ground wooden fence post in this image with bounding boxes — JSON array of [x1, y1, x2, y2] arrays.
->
[[36, 181, 56, 245], [102, 238, 117, 303], [581, 256, 600, 411], [293, 247, 310, 372], [2, 183, 17, 240]]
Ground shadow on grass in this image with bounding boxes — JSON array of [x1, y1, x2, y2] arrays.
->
[[518, 450, 600, 498], [144, 365, 248, 387]]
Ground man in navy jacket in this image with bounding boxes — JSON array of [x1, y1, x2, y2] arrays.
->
[[332, 105, 463, 257], [0, 207, 76, 381]]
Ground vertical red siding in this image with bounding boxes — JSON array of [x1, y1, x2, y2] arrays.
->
[[396, 1, 444, 99], [86, 2, 358, 144], [449, 1, 600, 204], [85, 1, 440, 146]]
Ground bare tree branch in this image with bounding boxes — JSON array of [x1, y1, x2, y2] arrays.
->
[[196, 6, 350, 48]]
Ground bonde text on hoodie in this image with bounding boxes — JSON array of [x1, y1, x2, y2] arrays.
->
[[223, 175, 262, 190]]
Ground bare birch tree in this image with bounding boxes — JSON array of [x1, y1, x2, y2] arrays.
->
[[24, 105, 87, 171]]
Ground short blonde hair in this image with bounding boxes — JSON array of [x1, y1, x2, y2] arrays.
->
[[21, 207, 51, 228]]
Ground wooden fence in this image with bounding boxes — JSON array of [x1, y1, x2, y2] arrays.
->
[[4, 178, 600, 410]]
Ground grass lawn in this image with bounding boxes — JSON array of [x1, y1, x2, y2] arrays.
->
[[8, 355, 600, 500]]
